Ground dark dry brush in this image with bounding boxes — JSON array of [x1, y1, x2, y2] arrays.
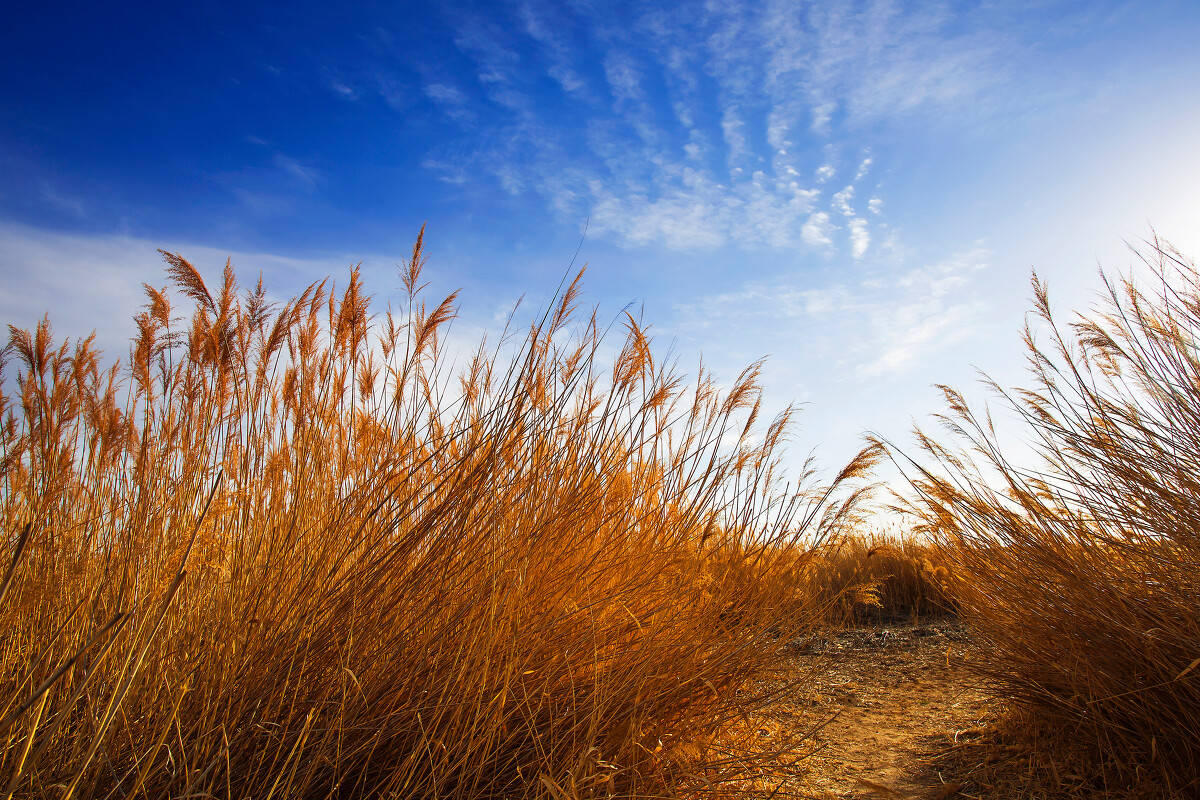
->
[[0, 230, 878, 799], [888, 239, 1200, 796]]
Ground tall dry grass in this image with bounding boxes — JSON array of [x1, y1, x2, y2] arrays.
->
[[801, 531, 954, 625], [0, 230, 876, 799], [889, 239, 1200, 792]]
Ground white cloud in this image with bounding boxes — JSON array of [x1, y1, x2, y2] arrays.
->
[[518, 2, 589, 97], [421, 157, 469, 185], [452, 20, 530, 112], [415, 0, 1092, 265], [855, 156, 873, 181], [720, 106, 748, 164], [425, 83, 466, 105], [494, 162, 526, 196], [424, 82, 475, 122], [801, 211, 834, 247], [427, 5, 842, 252], [857, 246, 992, 374], [766, 109, 790, 151], [858, 303, 973, 376], [586, 164, 821, 250], [328, 79, 357, 100], [766, 0, 1013, 131], [603, 51, 643, 105], [897, 246, 989, 296], [424, 0, 1026, 254], [810, 102, 835, 135], [848, 217, 870, 258], [591, 192, 725, 250], [832, 185, 855, 217], [548, 64, 586, 95]]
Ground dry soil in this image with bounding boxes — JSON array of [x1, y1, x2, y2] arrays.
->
[[783, 619, 997, 799]]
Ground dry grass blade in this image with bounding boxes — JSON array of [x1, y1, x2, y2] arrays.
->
[[0, 523, 32, 608]]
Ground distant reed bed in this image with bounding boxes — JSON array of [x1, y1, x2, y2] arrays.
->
[[891, 240, 1200, 793], [800, 530, 955, 625], [0, 229, 876, 798]]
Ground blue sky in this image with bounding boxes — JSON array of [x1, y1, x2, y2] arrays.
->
[[3, 0, 1200, 481]]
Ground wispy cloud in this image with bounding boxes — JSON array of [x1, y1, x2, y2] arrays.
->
[[272, 154, 319, 188], [424, 82, 475, 122], [672, 244, 991, 378], [857, 246, 991, 375], [517, 1, 590, 98], [37, 181, 87, 218], [854, 156, 873, 181], [832, 185, 855, 217], [424, 83, 467, 105], [413, 1, 1041, 254], [848, 218, 870, 259], [801, 211, 834, 247], [603, 51, 644, 105], [203, 146, 323, 217], [327, 77, 358, 100]]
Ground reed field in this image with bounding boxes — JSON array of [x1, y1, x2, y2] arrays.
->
[[3, 229, 1200, 798], [0, 230, 879, 799]]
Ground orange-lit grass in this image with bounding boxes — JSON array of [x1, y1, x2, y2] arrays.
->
[[800, 531, 955, 624], [889, 239, 1200, 793], [0, 230, 877, 798]]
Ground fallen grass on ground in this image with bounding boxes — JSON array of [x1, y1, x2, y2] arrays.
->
[[888, 239, 1200, 796], [0, 230, 878, 799]]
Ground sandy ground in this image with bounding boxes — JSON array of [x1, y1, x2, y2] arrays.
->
[[780, 619, 997, 799]]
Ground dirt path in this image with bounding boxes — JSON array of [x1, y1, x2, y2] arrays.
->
[[784, 620, 997, 799]]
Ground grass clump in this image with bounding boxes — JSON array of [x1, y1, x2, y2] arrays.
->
[[802, 531, 955, 625], [891, 239, 1200, 794], [0, 230, 876, 799]]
